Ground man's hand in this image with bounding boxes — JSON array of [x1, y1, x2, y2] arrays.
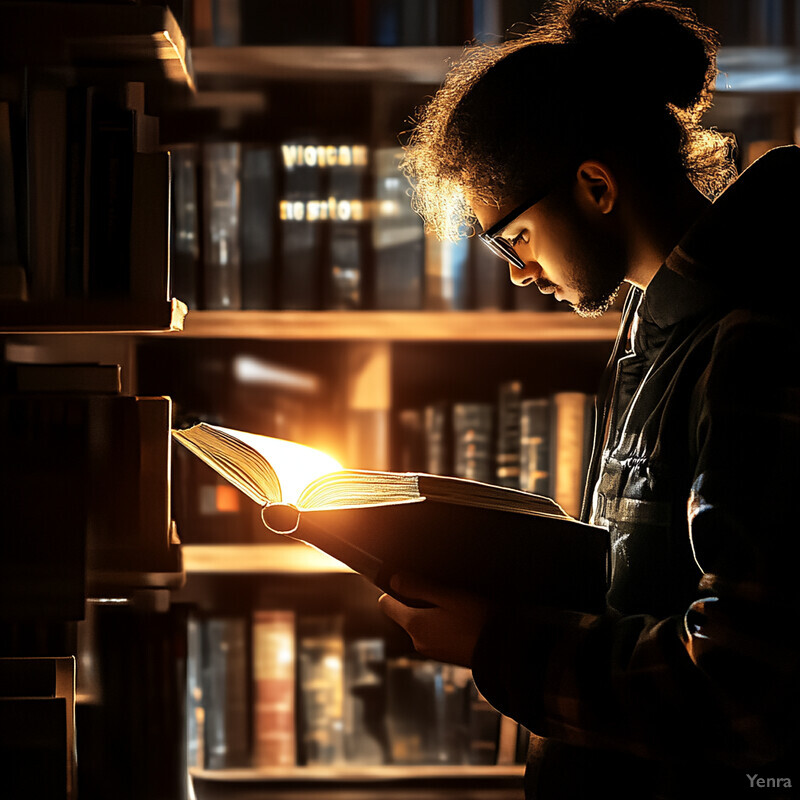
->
[[378, 574, 488, 668]]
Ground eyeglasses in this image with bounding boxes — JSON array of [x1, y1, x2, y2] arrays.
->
[[477, 180, 562, 270]]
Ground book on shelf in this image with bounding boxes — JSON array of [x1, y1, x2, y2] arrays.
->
[[1, 362, 122, 394], [172, 422, 610, 613], [278, 140, 325, 310], [424, 232, 469, 311], [0, 657, 76, 799], [252, 609, 296, 767], [519, 397, 551, 496], [170, 145, 200, 310], [372, 147, 424, 310], [452, 402, 494, 484], [203, 142, 242, 310], [423, 401, 451, 476], [344, 638, 387, 765], [202, 617, 250, 769], [550, 391, 594, 519], [240, 145, 276, 310], [297, 615, 346, 765], [495, 381, 522, 489], [469, 234, 511, 311]]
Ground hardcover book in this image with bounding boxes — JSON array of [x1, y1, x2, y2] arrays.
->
[[173, 422, 609, 613]]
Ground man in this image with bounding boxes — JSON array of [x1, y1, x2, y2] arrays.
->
[[379, 1, 800, 797]]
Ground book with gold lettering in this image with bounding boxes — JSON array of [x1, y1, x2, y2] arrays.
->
[[172, 422, 609, 612]]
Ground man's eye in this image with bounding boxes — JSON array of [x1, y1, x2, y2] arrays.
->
[[510, 231, 526, 247]]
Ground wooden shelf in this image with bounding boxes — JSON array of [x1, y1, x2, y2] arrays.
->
[[192, 46, 462, 86], [190, 44, 800, 92], [191, 764, 525, 782], [172, 310, 621, 342], [0, 2, 194, 90], [182, 543, 352, 575], [0, 298, 187, 334]]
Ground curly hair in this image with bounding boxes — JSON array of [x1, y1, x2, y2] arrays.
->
[[401, 0, 737, 241]]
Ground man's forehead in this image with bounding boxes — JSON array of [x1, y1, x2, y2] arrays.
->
[[469, 195, 518, 233]]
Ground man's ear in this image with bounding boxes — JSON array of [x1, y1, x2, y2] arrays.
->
[[574, 160, 618, 215]]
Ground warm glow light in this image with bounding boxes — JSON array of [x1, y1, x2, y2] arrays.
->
[[218, 428, 342, 505]]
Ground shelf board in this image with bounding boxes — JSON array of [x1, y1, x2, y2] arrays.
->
[[190, 764, 525, 783], [192, 46, 463, 85], [0, 298, 187, 334], [1, 2, 194, 90], [182, 543, 352, 575], [174, 310, 621, 342], [190, 44, 800, 92]]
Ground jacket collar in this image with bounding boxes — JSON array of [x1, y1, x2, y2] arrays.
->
[[641, 145, 800, 329]]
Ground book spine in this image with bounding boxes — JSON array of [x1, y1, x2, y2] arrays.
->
[[424, 232, 469, 311], [372, 147, 423, 310], [240, 145, 276, 309], [453, 402, 494, 484], [26, 80, 67, 302], [344, 638, 387, 765], [520, 397, 551, 495], [202, 141, 242, 309], [495, 380, 522, 489], [298, 616, 346, 765], [130, 151, 171, 304], [550, 392, 593, 518], [87, 91, 135, 300], [325, 146, 368, 309], [252, 610, 296, 767], [278, 141, 324, 309], [202, 617, 249, 769], [185, 615, 205, 770], [423, 401, 451, 476], [170, 145, 200, 310]]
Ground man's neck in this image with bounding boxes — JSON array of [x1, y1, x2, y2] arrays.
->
[[625, 178, 711, 291]]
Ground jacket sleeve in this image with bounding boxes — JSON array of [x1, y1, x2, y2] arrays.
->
[[471, 311, 800, 768]]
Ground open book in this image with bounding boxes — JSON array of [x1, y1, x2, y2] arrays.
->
[[173, 422, 609, 612]]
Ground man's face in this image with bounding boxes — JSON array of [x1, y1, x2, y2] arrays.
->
[[472, 187, 626, 318]]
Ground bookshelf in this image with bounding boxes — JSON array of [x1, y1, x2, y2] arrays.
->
[[173, 309, 621, 341]]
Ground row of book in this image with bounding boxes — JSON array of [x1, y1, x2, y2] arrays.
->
[[0, 81, 170, 307], [398, 383, 595, 518], [194, 0, 513, 48], [187, 611, 528, 770], [171, 141, 560, 313]]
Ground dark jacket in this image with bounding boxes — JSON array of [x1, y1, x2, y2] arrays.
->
[[471, 146, 800, 799]]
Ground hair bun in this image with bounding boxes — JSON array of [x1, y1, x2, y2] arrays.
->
[[567, 1, 717, 111]]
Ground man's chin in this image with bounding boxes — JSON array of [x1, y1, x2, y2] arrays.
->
[[571, 285, 621, 319]]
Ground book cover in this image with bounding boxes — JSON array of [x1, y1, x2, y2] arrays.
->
[[203, 141, 242, 309], [297, 615, 346, 765], [252, 609, 296, 767], [172, 422, 610, 613]]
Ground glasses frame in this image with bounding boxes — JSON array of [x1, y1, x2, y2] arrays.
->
[[477, 176, 567, 269]]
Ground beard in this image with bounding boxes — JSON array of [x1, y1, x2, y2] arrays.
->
[[558, 205, 627, 318]]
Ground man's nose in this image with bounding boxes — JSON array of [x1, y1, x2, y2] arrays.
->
[[509, 260, 541, 287]]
